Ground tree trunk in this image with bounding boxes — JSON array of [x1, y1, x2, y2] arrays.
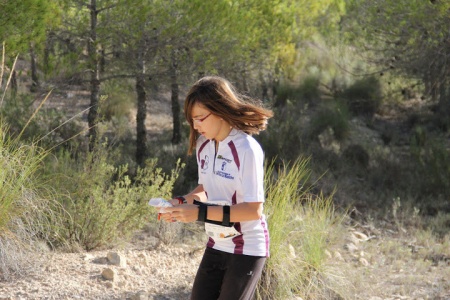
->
[[170, 49, 181, 144], [135, 51, 147, 166], [29, 43, 39, 93], [43, 31, 54, 75], [87, 0, 100, 151], [437, 79, 449, 131]]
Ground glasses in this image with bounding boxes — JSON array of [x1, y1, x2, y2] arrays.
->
[[192, 113, 212, 124]]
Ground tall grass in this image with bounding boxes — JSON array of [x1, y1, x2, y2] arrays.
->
[[0, 45, 63, 280], [257, 158, 346, 299], [0, 120, 59, 280]]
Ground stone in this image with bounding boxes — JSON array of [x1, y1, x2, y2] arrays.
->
[[107, 252, 127, 267], [101, 268, 115, 281]]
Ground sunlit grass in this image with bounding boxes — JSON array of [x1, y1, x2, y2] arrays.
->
[[257, 158, 347, 299]]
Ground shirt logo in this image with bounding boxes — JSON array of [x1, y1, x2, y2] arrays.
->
[[217, 155, 232, 163], [201, 155, 209, 171]]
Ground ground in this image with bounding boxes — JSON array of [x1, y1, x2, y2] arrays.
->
[[0, 220, 449, 300]]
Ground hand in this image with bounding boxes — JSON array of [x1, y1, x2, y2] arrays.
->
[[158, 211, 176, 222], [162, 204, 199, 223]]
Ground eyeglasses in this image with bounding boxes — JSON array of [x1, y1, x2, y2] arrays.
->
[[192, 113, 212, 124]]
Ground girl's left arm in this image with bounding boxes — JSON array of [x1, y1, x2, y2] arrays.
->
[[205, 202, 263, 222]]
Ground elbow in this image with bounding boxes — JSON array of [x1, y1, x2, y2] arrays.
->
[[249, 202, 263, 220]]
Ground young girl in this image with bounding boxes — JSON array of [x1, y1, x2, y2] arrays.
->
[[160, 76, 273, 300]]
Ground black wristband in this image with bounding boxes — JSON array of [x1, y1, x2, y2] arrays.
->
[[222, 206, 231, 227], [197, 204, 207, 222], [174, 196, 187, 204]]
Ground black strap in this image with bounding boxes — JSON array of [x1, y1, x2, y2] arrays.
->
[[197, 204, 207, 222], [194, 200, 234, 227], [222, 206, 231, 227]]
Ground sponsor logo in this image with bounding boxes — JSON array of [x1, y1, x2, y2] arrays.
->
[[215, 170, 234, 179], [217, 155, 232, 163]]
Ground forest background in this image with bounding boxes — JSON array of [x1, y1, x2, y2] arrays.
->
[[0, 0, 449, 299]]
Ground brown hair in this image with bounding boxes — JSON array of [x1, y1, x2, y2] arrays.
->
[[184, 76, 273, 155]]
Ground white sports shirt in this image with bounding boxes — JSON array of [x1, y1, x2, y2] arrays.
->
[[196, 128, 270, 257]]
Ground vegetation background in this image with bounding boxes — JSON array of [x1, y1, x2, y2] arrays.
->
[[0, 0, 449, 299]]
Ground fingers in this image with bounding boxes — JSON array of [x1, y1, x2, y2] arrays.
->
[[159, 212, 177, 222]]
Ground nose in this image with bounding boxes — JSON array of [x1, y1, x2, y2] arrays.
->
[[193, 121, 199, 131]]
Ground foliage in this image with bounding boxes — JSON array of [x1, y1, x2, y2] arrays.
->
[[410, 138, 450, 200], [339, 76, 382, 117], [100, 79, 135, 122], [0, 0, 60, 54], [344, 0, 450, 124], [257, 112, 304, 164], [44, 143, 182, 251], [275, 76, 321, 107], [309, 100, 350, 141], [0, 119, 62, 280], [257, 158, 344, 299]]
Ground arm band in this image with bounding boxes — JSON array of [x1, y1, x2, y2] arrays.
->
[[222, 206, 231, 227], [193, 200, 234, 227], [197, 203, 207, 222]]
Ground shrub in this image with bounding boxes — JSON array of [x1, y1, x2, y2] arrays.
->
[[340, 76, 382, 117], [45, 143, 182, 251], [257, 110, 306, 164], [411, 139, 450, 199], [99, 79, 135, 122], [274, 76, 321, 108], [342, 144, 370, 169], [309, 101, 350, 141]]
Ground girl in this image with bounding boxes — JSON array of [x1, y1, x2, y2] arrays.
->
[[161, 76, 273, 300]]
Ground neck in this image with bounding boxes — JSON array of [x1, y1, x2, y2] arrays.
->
[[216, 123, 233, 142]]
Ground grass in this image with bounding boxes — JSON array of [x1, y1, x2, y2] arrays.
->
[[0, 119, 58, 279], [257, 158, 347, 300], [0, 46, 61, 279]]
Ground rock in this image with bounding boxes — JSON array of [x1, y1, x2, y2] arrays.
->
[[107, 252, 127, 267], [101, 268, 115, 281]]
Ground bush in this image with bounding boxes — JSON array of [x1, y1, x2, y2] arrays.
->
[[342, 144, 370, 169], [257, 111, 305, 164], [309, 101, 350, 141], [100, 79, 135, 122], [340, 76, 382, 117], [411, 139, 450, 199], [274, 76, 321, 108], [45, 143, 182, 251]]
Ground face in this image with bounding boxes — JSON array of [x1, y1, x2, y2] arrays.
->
[[191, 103, 231, 142]]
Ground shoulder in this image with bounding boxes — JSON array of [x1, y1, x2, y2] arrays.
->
[[228, 131, 263, 156], [196, 136, 211, 156]]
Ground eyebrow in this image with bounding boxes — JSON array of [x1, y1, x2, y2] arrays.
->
[[192, 112, 208, 119]]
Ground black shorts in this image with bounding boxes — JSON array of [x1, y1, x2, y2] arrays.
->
[[190, 247, 267, 300]]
